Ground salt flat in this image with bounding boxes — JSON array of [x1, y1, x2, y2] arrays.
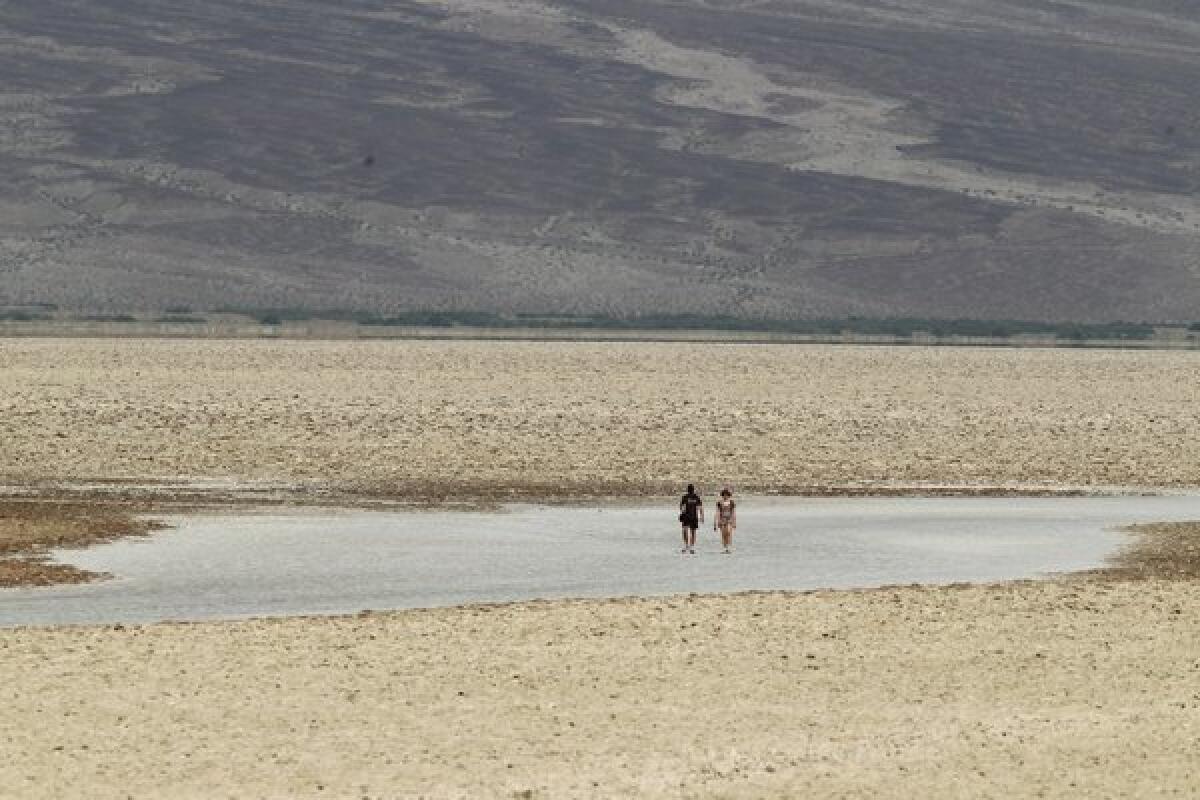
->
[[2, 338, 1198, 492], [11, 494, 1194, 627], [2, 338, 1199, 798]]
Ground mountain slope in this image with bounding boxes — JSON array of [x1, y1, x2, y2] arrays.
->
[[2, 0, 1199, 321]]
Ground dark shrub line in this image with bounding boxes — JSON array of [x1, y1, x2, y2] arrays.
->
[[219, 308, 1159, 340]]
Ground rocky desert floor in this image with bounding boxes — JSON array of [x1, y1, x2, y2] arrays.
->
[[1, 338, 1199, 798], [2, 337, 1198, 496]]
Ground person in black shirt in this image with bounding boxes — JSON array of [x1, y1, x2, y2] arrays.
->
[[679, 483, 704, 554]]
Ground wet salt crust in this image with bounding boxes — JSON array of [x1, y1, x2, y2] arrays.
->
[[7, 494, 1200, 627]]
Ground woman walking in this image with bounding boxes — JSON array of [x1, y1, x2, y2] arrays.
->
[[679, 483, 704, 554], [715, 488, 737, 553]]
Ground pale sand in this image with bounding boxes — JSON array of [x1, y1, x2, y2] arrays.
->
[[1, 579, 1197, 798], [2, 338, 1199, 493], [2, 339, 1199, 798]]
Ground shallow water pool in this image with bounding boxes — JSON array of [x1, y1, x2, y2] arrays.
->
[[3, 494, 1199, 627]]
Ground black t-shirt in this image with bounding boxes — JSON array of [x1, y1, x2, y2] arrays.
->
[[680, 492, 702, 520]]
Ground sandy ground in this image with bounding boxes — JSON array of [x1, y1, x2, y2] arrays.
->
[[2, 339, 1199, 797], [2, 568, 1198, 798], [2, 338, 1199, 494]]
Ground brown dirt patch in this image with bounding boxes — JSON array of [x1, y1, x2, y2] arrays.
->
[[1091, 520, 1200, 581], [0, 557, 97, 587], [0, 500, 163, 587]]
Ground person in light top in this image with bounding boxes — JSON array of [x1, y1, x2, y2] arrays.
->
[[714, 487, 736, 554]]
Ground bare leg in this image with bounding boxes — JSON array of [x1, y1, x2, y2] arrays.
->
[[720, 524, 732, 551], [681, 524, 689, 552]]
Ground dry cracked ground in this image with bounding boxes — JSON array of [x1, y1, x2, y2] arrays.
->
[[2, 338, 1199, 495], [2, 339, 1200, 797], [1, 544, 1199, 798]]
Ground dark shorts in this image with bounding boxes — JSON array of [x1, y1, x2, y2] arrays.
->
[[680, 514, 699, 530]]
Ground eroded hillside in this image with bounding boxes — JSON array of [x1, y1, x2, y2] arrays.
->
[[3, 0, 1199, 320]]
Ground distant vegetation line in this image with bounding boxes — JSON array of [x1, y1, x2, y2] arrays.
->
[[4, 306, 1194, 341], [223, 309, 1165, 341]]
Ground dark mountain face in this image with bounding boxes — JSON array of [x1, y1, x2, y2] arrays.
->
[[2, 0, 1198, 322]]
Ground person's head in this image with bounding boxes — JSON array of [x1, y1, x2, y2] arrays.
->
[[686, 483, 695, 495], [721, 487, 732, 498]]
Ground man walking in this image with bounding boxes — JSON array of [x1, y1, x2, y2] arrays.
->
[[679, 483, 704, 553]]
